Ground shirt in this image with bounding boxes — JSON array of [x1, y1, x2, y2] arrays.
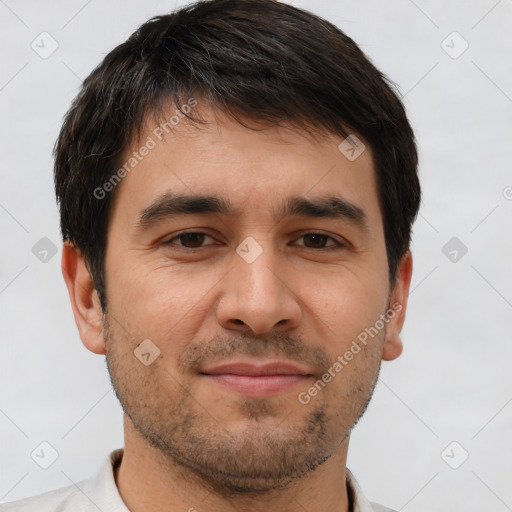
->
[[0, 449, 396, 512]]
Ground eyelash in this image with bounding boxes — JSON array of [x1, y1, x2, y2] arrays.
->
[[162, 231, 346, 250]]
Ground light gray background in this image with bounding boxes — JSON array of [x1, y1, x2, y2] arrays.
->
[[1, 0, 511, 510]]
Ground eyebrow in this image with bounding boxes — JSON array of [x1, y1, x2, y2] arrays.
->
[[277, 195, 370, 233], [137, 193, 235, 228], [136, 192, 370, 233]]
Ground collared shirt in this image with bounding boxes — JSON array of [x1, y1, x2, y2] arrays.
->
[[0, 449, 396, 512]]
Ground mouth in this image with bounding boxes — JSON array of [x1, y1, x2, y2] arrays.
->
[[199, 361, 314, 398]]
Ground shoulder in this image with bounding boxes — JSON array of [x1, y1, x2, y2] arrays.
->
[[0, 449, 125, 512], [0, 483, 84, 512], [346, 467, 397, 512]]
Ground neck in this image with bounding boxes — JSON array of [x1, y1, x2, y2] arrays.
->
[[115, 415, 351, 512]]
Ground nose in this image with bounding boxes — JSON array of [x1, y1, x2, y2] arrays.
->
[[215, 246, 302, 335]]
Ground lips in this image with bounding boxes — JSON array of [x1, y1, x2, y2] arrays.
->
[[200, 361, 312, 377], [199, 361, 313, 398]]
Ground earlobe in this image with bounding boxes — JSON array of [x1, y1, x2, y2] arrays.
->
[[61, 242, 106, 355], [382, 251, 413, 362]]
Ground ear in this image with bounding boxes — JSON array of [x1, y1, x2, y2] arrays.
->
[[61, 242, 106, 355], [382, 251, 413, 361]]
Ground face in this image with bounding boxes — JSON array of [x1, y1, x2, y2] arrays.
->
[[72, 103, 411, 496]]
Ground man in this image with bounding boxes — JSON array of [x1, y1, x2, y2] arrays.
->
[[2, 0, 420, 510]]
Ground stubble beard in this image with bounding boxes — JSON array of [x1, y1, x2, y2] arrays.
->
[[103, 316, 382, 498]]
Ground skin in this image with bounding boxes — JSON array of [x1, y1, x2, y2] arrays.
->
[[62, 103, 412, 512]]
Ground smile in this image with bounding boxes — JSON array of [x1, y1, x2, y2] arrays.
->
[[199, 361, 313, 398]]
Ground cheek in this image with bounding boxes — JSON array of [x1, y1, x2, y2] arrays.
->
[[300, 269, 388, 346], [106, 259, 220, 342]]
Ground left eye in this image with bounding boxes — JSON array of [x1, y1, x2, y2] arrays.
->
[[294, 233, 342, 249], [166, 232, 216, 248]]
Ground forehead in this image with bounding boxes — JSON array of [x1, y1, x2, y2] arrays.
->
[[111, 103, 381, 229]]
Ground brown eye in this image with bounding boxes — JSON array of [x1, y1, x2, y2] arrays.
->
[[301, 233, 334, 249], [293, 233, 344, 249], [163, 231, 219, 251], [178, 232, 206, 247], [302, 234, 329, 248]]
